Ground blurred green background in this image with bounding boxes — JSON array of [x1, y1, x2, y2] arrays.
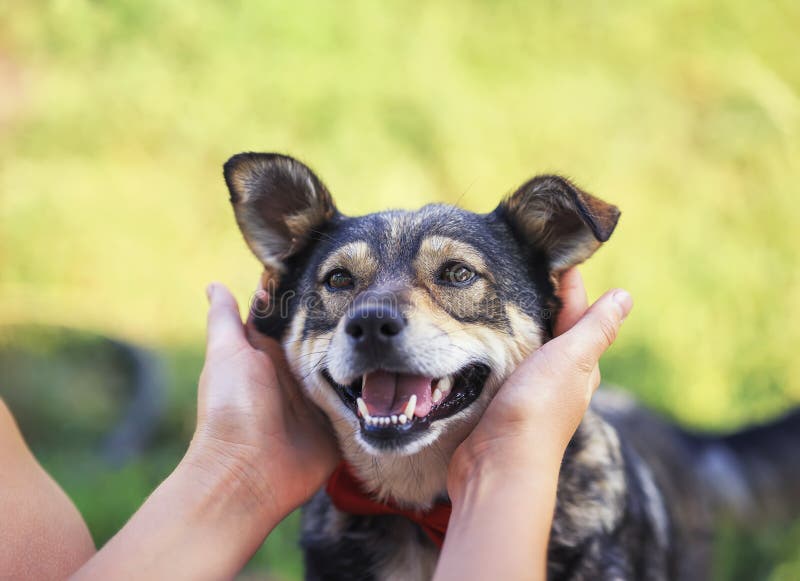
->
[[1, 1, 799, 579]]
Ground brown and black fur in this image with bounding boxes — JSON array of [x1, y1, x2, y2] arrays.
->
[[223, 152, 800, 580]]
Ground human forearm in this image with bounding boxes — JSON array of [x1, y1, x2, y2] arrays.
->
[[71, 444, 281, 581], [435, 453, 561, 581], [0, 401, 96, 579]]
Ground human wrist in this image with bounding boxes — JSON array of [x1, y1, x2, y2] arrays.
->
[[448, 437, 563, 505], [179, 433, 281, 531], [452, 459, 559, 513], [72, 443, 277, 581]]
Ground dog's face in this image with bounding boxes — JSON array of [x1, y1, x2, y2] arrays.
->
[[224, 153, 619, 462]]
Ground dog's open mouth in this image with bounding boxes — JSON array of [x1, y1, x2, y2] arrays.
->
[[322, 363, 490, 441]]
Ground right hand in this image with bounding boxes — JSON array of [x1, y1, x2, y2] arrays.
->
[[447, 268, 633, 498]]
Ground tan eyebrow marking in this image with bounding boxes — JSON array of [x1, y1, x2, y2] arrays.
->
[[318, 241, 378, 282], [414, 236, 489, 278]]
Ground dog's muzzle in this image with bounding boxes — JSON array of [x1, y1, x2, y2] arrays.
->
[[321, 297, 492, 449], [321, 363, 490, 450]]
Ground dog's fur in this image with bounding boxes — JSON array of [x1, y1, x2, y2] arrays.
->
[[224, 152, 800, 580]]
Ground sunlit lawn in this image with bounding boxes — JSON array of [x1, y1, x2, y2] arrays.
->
[[1, 1, 799, 578]]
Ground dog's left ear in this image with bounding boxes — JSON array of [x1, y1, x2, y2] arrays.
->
[[223, 152, 338, 273], [494, 174, 620, 271]]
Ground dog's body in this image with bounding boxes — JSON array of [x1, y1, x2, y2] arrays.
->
[[223, 153, 800, 580]]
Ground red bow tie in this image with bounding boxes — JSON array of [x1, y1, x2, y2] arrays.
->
[[325, 462, 452, 549]]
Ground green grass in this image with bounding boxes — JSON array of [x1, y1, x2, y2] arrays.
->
[[0, 327, 304, 579], [1, 0, 799, 577]]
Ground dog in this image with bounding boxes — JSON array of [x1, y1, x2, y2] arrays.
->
[[223, 152, 800, 580]]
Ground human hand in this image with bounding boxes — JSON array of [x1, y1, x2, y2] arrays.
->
[[447, 268, 633, 498], [69, 283, 340, 581], [183, 282, 339, 525]]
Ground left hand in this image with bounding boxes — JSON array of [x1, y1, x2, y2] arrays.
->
[[184, 282, 339, 522]]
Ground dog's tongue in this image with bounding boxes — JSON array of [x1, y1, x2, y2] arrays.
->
[[362, 370, 433, 418]]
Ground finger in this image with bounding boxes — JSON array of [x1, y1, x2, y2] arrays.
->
[[246, 275, 272, 349], [245, 324, 285, 368], [244, 315, 275, 352], [551, 288, 633, 369], [205, 282, 248, 354], [554, 268, 589, 336], [243, 318, 301, 399]]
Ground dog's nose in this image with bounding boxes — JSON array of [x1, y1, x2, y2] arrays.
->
[[345, 306, 406, 345]]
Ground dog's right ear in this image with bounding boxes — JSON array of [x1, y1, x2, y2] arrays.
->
[[223, 153, 338, 272]]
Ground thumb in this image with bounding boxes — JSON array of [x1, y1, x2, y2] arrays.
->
[[552, 288, 633, 372], [205, 282, 248, 356]]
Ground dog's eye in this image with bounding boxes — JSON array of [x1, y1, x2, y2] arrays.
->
[[438, 262, 476, 286], [326, 268, 355, 290]]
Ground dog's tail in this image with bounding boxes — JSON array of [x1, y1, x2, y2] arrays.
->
[[694, 409, 800, 526]]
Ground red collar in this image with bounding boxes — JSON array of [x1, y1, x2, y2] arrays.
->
[[325, 462, 452, 549]]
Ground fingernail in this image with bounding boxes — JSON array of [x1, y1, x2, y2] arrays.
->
[[206, 284, 215, 303], [612, 289, 633, 319]]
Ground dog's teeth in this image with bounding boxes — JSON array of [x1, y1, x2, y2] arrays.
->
[[364, 413, 411, 426], [356, 397, 370, 419], [432, 388, 443, 404], [404, 395, 417, 420], [438, 376, 452, 395]]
